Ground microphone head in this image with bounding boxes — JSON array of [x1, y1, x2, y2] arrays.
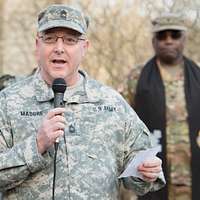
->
[[52, 78, 67, 93]]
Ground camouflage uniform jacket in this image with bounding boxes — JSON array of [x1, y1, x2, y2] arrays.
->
[[0, 70, 165, 200]]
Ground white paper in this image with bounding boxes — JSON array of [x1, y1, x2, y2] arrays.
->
[[118, 146, 161, 179]]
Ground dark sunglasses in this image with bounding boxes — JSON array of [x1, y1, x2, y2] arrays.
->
[[155, 30, 183, 41]]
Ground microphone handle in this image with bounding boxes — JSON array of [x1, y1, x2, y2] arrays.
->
[[54, 92, 65, 144], [54, 93, 65, 108]]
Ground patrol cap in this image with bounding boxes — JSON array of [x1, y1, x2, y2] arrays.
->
[[152, 12, 187, 32], [37, 4, 89, 34]]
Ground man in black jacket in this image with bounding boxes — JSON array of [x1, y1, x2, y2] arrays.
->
[[123, 12, 200, 200]]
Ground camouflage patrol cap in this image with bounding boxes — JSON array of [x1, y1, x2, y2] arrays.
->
[[37, 4, 89, 34], [152, 13, 187, 32]]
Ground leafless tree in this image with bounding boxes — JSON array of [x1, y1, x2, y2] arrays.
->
[[2, 0, 200, 88], [0, 0, 5, 75]]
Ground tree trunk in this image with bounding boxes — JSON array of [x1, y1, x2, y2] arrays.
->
[[0, 0, 4, 75]]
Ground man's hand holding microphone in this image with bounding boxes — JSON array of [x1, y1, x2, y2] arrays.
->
[[36, 78, 67, 154]]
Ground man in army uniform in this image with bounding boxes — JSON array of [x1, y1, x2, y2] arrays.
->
[[123, 12, 200, 200], [0, 74, 17, 90], [0, 4, 165, 200], [0, 68, 37, 91], [0, 75, 14, 200]]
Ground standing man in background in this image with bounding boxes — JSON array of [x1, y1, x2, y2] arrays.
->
[[0, 73, 22, 200], [0, 74, 17, 90], [0, 4, 165, 199], [122, 13, 200, 200]]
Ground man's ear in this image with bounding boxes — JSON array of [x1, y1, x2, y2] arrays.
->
[[82, 39, 90, 56], [152, 36, 156, 50], [35, 33, 40, 48], [35, 34, 40, 61], [84, 39, 90, 49], [182, 32, 187, 44]]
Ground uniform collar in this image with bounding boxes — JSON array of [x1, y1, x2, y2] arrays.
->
[[34, 70, 101, 104]]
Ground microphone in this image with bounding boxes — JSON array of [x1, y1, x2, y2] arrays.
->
[[52, 78, 67, 143], [52, 78, 67, 200]]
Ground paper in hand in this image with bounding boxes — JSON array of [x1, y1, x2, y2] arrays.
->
[[118, 146, 161, 179]]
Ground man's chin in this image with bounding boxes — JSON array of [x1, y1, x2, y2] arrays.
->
[[51, 70, 67, 78], [49, 74, 65, 83], [160, 54, 178, 65]]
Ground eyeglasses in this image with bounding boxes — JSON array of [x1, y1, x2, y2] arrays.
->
[[39, 34, 85, 45], [155, 30, 183, 41]]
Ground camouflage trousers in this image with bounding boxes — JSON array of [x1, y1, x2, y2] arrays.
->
[[120, 185, 137, 200], [169, 184, 191, 200], [120, 184, 191, 200]]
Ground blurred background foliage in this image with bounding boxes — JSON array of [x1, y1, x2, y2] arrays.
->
[[0, 0, 200, 88]]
